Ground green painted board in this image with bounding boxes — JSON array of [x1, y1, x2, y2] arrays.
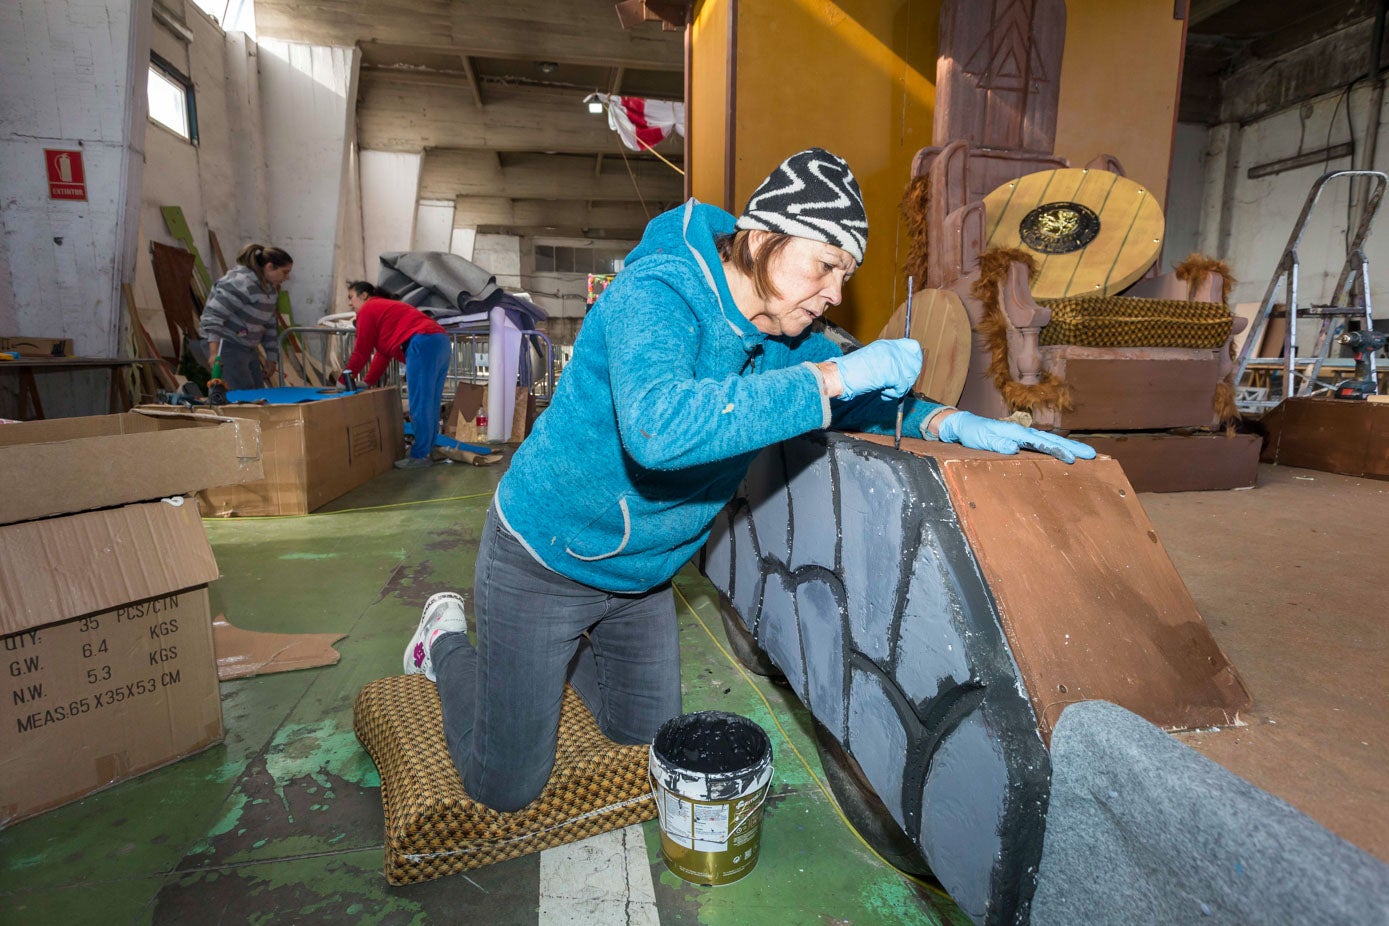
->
[[160, 205, 213, 293]]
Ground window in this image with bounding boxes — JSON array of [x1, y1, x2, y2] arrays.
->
[[148, 53, 197, 143], [533, 244, 628, 274]]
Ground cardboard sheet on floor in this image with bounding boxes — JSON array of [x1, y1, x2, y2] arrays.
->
[[213, 615, 346, 679]]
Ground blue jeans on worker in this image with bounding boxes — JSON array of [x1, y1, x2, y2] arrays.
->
[[405, 332, 451, 459], [431, 503, 682, 812]]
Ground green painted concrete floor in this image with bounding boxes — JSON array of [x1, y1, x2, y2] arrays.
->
[[0, 453, 968, 926]]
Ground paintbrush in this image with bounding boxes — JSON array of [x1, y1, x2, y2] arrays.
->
[[894, 275, 915, 450]]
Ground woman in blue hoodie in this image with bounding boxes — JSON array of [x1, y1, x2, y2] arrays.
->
[[402, 148, 1094, 812]]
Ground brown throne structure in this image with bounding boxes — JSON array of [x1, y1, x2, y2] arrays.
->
[[901, 0, 1258, 489]]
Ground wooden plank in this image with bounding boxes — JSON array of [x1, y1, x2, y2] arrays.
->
[[1053, 356, 1219, 430], [208, 230, 229, 279], [1259, 397, 1389, 480], [1082, 432, 1261, 492], [121, 284, 180, 392], [876, 287, 971, 406], [160, 205, 213, 294], [150, 241, 202, 349]]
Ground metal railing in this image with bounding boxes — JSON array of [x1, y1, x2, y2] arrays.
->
[[275, 325, 555, 404]]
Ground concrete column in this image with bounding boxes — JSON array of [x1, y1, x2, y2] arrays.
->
[[257, 39, 358, 323], [450, 227, 478, 261], [0, 0, 154, 358], [413, 200, 456, 253], [359, 150, 422, 277]]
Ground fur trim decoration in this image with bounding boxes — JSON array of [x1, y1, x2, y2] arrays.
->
[[1174, 253, 1235, 305], [972, 248, 1074, 414], [900, 173, 931, 286]]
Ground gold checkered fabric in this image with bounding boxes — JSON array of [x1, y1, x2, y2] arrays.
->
[[1037, 295, 1233, 349], [353, 674, 656, 885]]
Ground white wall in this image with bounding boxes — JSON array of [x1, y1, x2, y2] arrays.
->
[[131, 3, 270, 354], [359, 149, 422, 281], [1171, 81, 1389, 356], [472, 234, 522, 290], [0, 0, 153, 358], [414, 200, 456, 253], [257, 39, 358, 323]]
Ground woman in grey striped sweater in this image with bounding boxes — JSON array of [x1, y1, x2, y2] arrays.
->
[[200, 243, 293, 390]]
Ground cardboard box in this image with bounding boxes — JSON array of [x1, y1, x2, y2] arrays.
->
[[0, 499, 223, 827], [445, 383, 535, 445], [0, 410, 263, 526], [187, 386, 404, 517], [0, 336, 73, 358]]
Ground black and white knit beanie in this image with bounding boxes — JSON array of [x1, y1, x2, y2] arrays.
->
[[735, 148, 868, 263]]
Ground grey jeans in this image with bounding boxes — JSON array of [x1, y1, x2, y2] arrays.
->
[[216, 338, 267, 391], [432, 504, 682, 811]]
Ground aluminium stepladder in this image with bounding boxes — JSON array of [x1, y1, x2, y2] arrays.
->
[[1234, 169, 1388, 414]]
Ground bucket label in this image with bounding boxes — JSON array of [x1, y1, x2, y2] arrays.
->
[[661, 792, 733, 851]]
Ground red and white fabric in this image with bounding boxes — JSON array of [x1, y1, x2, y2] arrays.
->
[[595, 94, 685, 152]]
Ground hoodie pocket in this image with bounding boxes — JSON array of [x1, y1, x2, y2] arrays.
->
[[564, 496, 632, 562]]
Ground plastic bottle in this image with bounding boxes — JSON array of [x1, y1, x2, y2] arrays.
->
[[476, 406, 488, 432]]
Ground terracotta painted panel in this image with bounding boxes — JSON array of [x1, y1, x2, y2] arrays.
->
[[880, 437, 1254, 737]]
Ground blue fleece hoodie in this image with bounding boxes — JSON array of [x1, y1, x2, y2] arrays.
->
[[495, 199, 942, 593]]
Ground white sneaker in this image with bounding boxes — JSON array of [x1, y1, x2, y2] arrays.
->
[[404, 592, 468, 681]]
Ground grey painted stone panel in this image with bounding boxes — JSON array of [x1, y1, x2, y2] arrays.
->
[[701, 433, 1051, 925], [759, 570, 807, 701], [703, 505, 733, 598], [836, 446, 908, 665], [920, 713, 1011, 922], [897, 531, 974, 706], [744, 443, 792, 566], [795, 573, 849, 741], [729, 506, 764, 633], [785, 435, 839, 572], [847, 665, 911, 826]]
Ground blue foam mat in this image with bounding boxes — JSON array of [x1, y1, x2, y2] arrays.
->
[[225, 386, 361, 404]]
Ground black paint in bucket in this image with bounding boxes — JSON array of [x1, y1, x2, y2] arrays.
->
[[649, 711, 774, 885], [653, 710, 769, 775]]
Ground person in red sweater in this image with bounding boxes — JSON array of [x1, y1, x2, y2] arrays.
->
[[344, 281, 453, 468]]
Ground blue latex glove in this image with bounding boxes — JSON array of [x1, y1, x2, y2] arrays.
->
[[827, 339, 923, 400], [936, 410, 1096, 465]]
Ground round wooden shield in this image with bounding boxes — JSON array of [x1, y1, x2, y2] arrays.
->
[[875, 287, 970, 406], [981, 168, 1164, 299]]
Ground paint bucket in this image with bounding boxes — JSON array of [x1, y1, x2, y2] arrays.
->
[[648, 710, 774, 886]]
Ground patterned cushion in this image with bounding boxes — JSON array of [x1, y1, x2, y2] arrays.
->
[[353, 674, 656, 884], [1037, 295, 1233, 349]]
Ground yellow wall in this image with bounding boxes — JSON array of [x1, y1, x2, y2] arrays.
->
[[692, 0, 939, 339], [688, 0, 1184, 340], [1054, 0, 1186, 203], [689, 0, 730, 208]]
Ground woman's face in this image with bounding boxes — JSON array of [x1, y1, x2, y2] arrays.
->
[[751, 236, 856, 338], [346, 289, 367, 311], [265, 263, 293, 285]]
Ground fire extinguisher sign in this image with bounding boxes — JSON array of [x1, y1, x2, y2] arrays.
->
[[44, 149, 87, 201]]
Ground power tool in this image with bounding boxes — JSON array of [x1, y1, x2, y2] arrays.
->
[[207, 355, 228, 406], [1331, 329, 1387, 399]]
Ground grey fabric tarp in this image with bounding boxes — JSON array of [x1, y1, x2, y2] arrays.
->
[[376, 251, 499, 313]]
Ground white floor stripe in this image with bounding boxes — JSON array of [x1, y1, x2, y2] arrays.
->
[[538, 825, 659, 925]]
